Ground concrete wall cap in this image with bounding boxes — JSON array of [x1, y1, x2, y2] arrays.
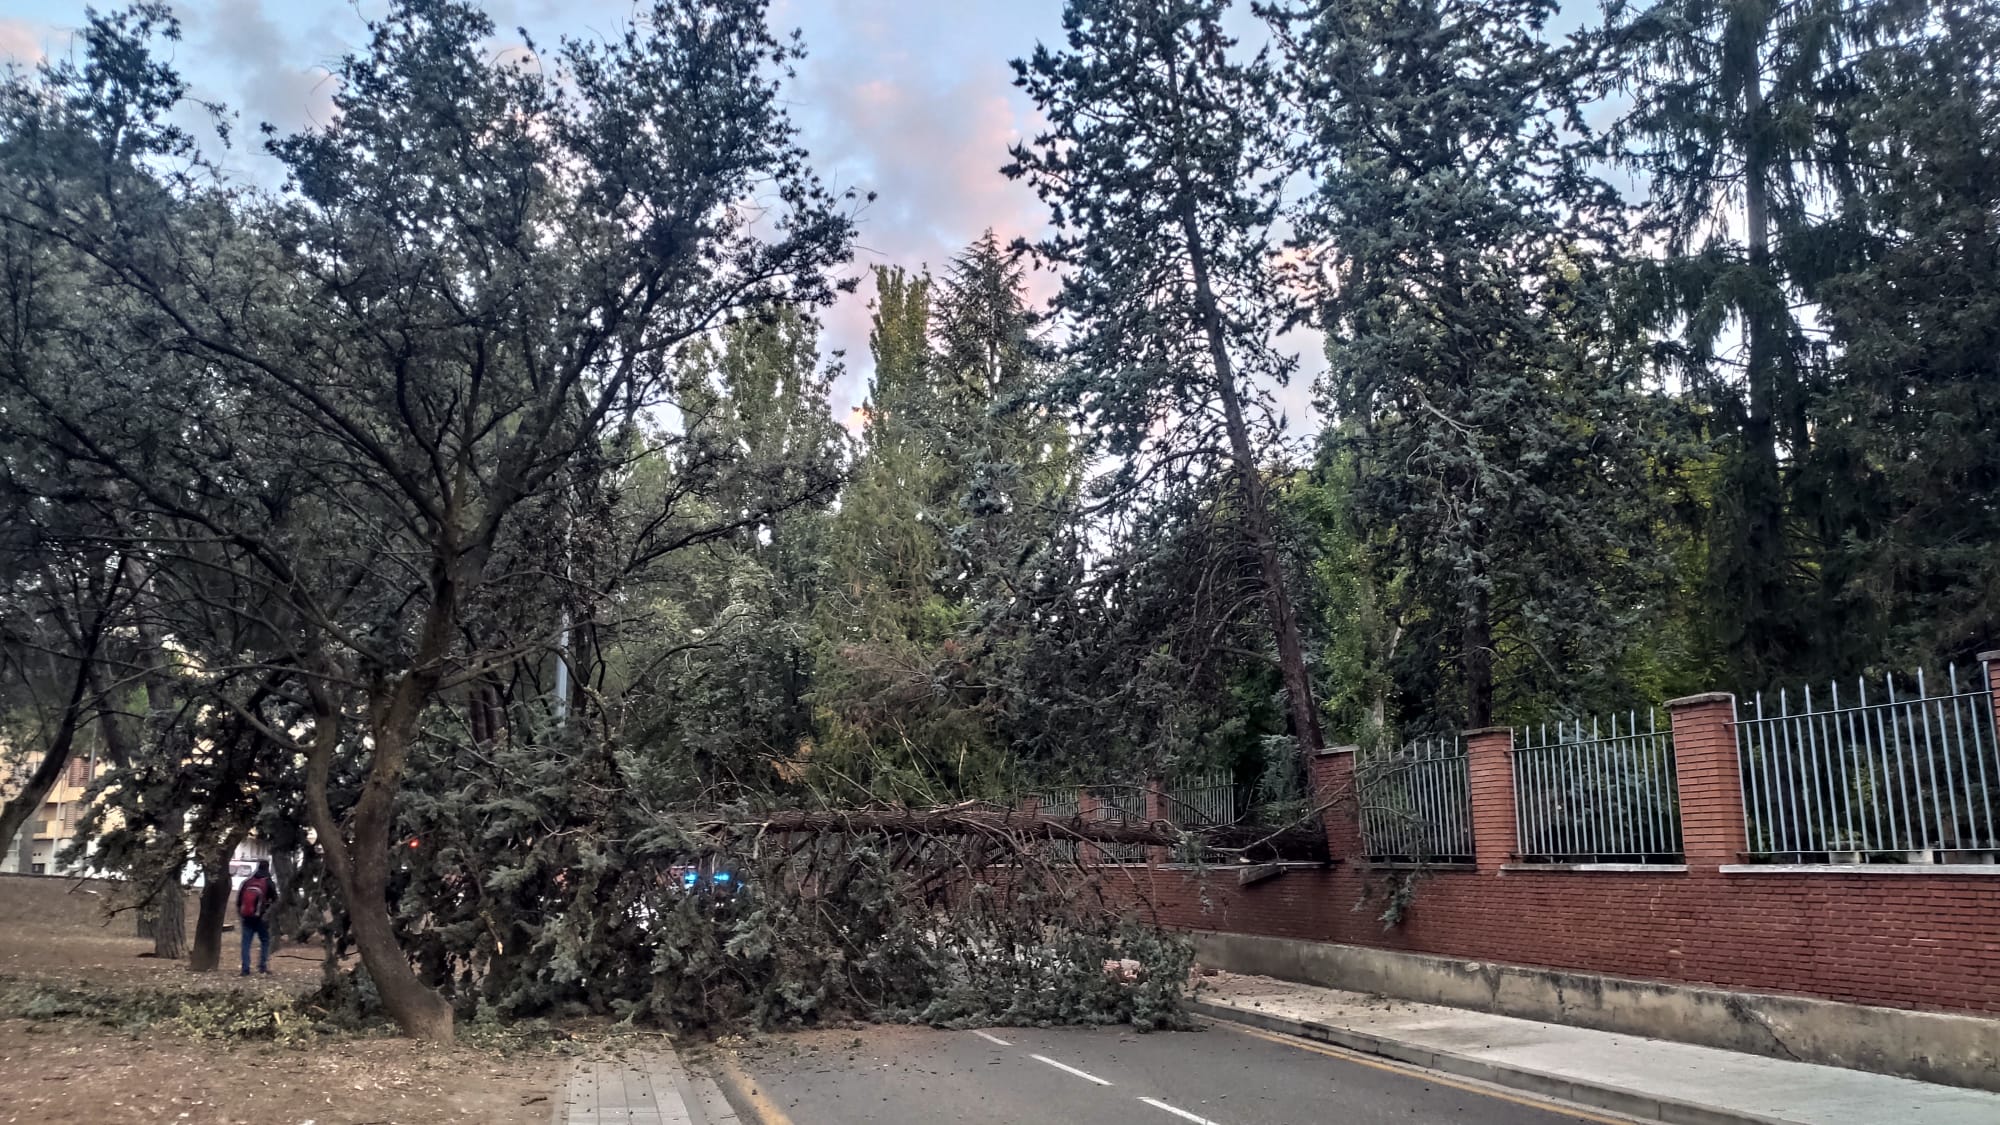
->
[[1461, 725, 1512, 737], [1977, 649, 2000, 663], [1666, 692, 1736, 708], [1317, 745, 1359, 757]]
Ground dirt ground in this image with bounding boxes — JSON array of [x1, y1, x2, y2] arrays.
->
[[0, 1022, 560, 1125], [0, 875, 322, 986], [0, 874, 564, 1125]]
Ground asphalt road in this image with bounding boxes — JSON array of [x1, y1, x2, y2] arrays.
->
[[715, 1020, 1637, 1125]]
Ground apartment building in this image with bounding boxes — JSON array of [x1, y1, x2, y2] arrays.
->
[[1, 752, 109, 875]]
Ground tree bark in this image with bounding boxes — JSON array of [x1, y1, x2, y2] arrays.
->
[[1177, 203, 1325, 762], [1464, 579, 1495, 729], [714, 806, 1329, 862], [151, 877, 187, 959], [302, 676, 454, 1040], [188, 825, 248, 972], [1731, 15, 1793, 683]]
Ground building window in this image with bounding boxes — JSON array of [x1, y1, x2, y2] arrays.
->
[[60, 803, 78, 831], [66, 757, 89, 788]]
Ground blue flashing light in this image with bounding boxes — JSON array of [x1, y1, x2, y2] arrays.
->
[[712, 872, 732, 884], [681, 871, 699, 888]]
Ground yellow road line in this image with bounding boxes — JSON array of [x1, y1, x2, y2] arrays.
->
[[710, 1049, 797, 1125], [1215, 1020, 1641, 1125]]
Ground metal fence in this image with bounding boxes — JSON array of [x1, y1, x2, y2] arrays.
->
[[1036, 785, 1081, 863], [1358, 737, 1473, 863], [1513, 712, 1682, 863], [1098, 786, 1150, 863], [1737, 663, 2000, 862], [1166, 772, 1237, 828]]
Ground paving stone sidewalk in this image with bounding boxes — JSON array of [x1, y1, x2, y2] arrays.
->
[[554, 1047, 739, 1125]]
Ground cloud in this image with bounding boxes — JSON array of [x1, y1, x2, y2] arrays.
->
[[797, 59, 1053, 413], [0, 19, 51, 66]]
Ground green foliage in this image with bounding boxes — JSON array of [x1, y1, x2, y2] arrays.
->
[[4, 0, 1998, 1045], [390, 720, 1194, 1033], [812, 238, 1076, 799], [1279, 0, 1675, 729], [0, 976, 335, 1045]]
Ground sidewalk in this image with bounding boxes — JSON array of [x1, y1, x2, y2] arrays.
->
[[553, 1047, 740, 1125], [1193, 972, 2000, 1125]]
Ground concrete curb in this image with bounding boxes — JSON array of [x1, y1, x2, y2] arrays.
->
[[706, 1049, 793, 1125], [1193, 998, 1799, 1125]]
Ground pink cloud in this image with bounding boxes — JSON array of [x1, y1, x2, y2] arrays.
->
[[0, 19, 50, 66]]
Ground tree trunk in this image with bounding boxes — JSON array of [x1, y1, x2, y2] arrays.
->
[[152, 876, 187, 959], [1177, 204, 1326, 761], [302, 687, 454, 1040], [1731, 17, 1793, 684], [719, 805, 1329, 861], [1464, 580, 1495, 729], [188, 826, 248, 972]]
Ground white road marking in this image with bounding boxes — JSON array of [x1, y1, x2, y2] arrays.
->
[[1139, 1096, 1222, 1125], [1029, 1054, 1112, 1086], [972, 1030, 1012, 1047]]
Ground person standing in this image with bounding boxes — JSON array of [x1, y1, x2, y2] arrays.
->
[[237, 859, 277, 976]]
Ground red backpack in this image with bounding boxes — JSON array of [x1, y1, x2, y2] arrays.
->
[[239, 876, 268, 920]]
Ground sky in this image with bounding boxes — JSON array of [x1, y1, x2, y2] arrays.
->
[[0, 0, 1095, 430], [0, 2, 1601, 440]]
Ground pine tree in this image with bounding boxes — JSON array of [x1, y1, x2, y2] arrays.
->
[[815, 240, 1075, 798], [1799, 1, 2000, 664], [1277, 0, 1667, 726], [1603, 0, 1859, 684], [1008, 0, 1326, 761]]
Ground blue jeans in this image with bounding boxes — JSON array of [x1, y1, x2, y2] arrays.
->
[[240, 917, 270, 973]]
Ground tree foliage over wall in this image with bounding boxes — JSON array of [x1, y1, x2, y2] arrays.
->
[[0, 0, 1994, 1040]]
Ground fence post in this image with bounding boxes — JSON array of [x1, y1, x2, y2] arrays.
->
[[1667, 692, 1744, 867], [1076, 791, 1105, 867], [1145, 778, 1170, 866], [1310, 747, 1365, 861], [1465, 727, 1515, 874]]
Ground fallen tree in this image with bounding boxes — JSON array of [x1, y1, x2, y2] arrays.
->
[[703, 803, 1329, 863]]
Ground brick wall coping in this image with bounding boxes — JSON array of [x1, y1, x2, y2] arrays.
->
[[1462, 725, 1512, 737], [1978, 649, 2000, 662], [1499, 863, 1689, 873], [1318, 744, 1359, 756], [1719, 863, 2000, 876], [1666, 691, 1735, 708]]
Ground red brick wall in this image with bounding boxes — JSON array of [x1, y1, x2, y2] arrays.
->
[[1112, 691, 2000, 1017]]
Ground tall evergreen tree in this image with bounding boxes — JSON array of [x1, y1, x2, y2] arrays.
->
[[816, 239, 1074, 797], [1799, 0, 2000, 664], [1604, 0, 1856, 684], [1277, 0, 1666, 727], [1008, 0, 1326, 762]]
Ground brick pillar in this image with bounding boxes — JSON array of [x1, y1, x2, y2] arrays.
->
[[1981, 652, 2000, 742], [1310, 747, 1365, 862], [1144, 779, 1170, 865], [1465, 726, 1515, 874], [1076, 791, 1105, 867], [1667, 692, 1745, 868]]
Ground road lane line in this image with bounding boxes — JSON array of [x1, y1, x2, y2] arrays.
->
[[1215, 1021, 1640, 1125], [972, 1030, 1012, 1047], [1138, 1095, 1222, 1124], [1029, 1053, 1113, 1086]]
